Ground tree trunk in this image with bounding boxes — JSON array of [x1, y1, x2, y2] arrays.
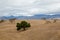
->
[[23, 27, 25, 31]]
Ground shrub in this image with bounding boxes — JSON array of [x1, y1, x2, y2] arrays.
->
[[0, 20, 4, 23], [41, 17, 46, 20], [53, 19, 57, 23], [16, 21, 31, 31], [9, 18, 16, 23]]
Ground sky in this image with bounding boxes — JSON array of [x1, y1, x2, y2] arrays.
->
[[0, 0, 60, 16]]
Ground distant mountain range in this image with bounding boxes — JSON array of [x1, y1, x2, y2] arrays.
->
[[0, 14, 60, 20]]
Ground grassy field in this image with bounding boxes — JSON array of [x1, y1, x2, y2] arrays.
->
[[0, 19, 60, 40]]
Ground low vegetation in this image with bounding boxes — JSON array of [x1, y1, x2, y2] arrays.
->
[[9, 18, 16, 23], [41, 17, 46, 20], [45, 20, 51, 24], [16, 21, 31, 31], [0, 20, 4, 23], [53, 19, 57, 23]]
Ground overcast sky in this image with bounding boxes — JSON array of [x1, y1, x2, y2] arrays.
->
[[0, 0, 60, 16]]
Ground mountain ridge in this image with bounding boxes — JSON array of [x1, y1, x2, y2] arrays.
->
[[0, 14, 60, 20]]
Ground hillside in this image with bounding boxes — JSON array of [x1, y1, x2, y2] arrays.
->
[[0, 20, 60, 40]]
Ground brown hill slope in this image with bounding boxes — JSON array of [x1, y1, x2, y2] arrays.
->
[[0, 20, 60, 40]]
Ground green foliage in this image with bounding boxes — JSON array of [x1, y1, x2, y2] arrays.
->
[[16, 23, 21, 31], [16, 23, 20, 27], [16, 21, 31, 31], [21, 21, 28, 27], [26, 23, 31, 28]]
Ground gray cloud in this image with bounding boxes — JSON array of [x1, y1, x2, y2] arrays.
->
[[0, 0, 60, 16]]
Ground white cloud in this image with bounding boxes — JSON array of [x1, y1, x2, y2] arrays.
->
[[0, 0, 60, 16]]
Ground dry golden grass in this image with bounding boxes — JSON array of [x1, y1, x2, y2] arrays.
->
[[0, 19, 60, 40]]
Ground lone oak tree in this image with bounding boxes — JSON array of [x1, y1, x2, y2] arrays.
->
[[16, 21, 31, 31]]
